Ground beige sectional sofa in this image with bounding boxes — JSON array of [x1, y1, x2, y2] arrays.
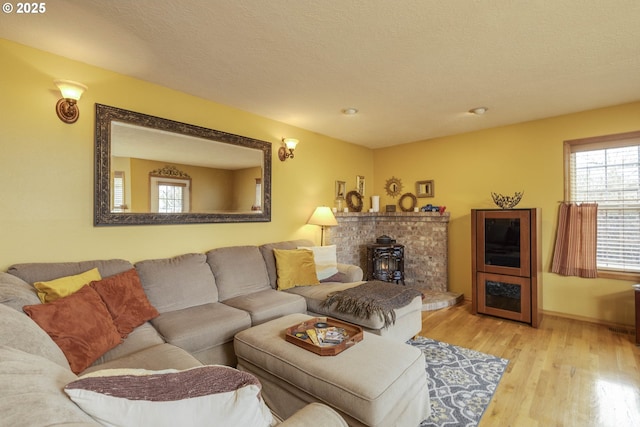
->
[[0, 239, 423, 426]]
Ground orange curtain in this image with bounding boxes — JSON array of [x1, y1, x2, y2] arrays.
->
[[551, 203, 598, 278]]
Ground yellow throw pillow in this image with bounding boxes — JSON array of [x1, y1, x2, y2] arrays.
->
[[273, 249, 320, 290], [34, 268, 102, 303]]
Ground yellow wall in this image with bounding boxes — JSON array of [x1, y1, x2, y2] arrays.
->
[[128, 158, 234, 212], [0, 39, 373, 269], [233, 167, 263, 212], [374, 101, 640, 326]]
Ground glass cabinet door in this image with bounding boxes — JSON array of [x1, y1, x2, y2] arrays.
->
[[477, 272, 531, 323], [476, 210, 531, 277]]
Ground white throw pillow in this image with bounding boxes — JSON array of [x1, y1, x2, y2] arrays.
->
[[64, 365, 274, 427], [298, 245, 339, 281]]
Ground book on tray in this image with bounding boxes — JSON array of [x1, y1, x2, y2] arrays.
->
[[305, 326, 349, 346]]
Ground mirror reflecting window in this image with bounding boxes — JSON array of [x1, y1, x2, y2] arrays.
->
[[95, 104, 271, 225]]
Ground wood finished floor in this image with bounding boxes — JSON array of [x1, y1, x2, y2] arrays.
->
[[419, 301, 640, 427]]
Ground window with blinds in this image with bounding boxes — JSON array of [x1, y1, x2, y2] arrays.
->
[[112, 171, 125, 212], [565, 131, 640, 274]]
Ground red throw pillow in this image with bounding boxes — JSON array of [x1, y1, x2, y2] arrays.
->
[[23, 285, 122, 374], [90, 268, 159, 338]]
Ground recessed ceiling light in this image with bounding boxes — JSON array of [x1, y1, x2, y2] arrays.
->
[[469, 107, 488, 115], [342, 107, 359, 115]]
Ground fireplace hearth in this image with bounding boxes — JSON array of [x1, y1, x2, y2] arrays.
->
[[327, 211, 450, 293]]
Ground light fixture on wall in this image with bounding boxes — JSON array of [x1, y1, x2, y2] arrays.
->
[[307, 206, 338, 246], [278, 138, 299, 161], [54, 79, 87, 124]]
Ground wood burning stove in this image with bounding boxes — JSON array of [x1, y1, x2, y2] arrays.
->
[[366, 243, 405, 285]]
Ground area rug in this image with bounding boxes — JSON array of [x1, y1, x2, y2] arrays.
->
[[407, 336, 509, 427]]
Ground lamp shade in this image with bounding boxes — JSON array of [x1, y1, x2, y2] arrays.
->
[[54, 79, 87, 101], [307, 206, 338, 227], [282, 138, 299, 150]]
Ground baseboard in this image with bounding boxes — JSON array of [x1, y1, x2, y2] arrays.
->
[[542, 309, 635, 332], [460, 297, 634, 332]]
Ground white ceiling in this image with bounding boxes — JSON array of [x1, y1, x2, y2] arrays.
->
[[111, 122, 262, 170], [2, 0, 640, 148]]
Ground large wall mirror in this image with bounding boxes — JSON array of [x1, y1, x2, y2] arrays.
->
[[95, 104, 271, 225]]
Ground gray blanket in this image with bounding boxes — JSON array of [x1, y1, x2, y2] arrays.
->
[[321, 281, 423, 328]]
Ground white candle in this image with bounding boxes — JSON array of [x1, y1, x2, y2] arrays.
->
[[332, 207, 337, 213], [372, 195, 380, 212], [414, 207, 419, 212], [343, 208, 348, 213]]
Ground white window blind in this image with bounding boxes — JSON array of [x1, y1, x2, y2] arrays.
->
[[113, 171, 125, 212], [567, 132, 640, 273]]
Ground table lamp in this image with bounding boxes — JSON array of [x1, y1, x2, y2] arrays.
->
[[307, 206, 338, 246]]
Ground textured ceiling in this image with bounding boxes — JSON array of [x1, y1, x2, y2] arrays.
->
[[2, 0, 640, 148]]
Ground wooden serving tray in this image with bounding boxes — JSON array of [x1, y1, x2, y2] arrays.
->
[[285, 317, 363, 356]]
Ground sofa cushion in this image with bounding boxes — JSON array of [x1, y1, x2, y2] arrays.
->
[[206, 246, 271, 301], [259, 239, 314, 289], [90, 268, 159, 338], [0, 272, 40, 311], [273, 249, 320, 290], [90, 322, 165, 368], [65, 366, 273, 427], [34, 267, 102, 303], [297, 245, 340, 280], [7, 259, 133, 285], [23, 285, 123, 374], [0, 346, 98, 427], [222, 289, 307, 325], [82, 343, 202, 375], [151, 302, 251, 354], [135, 253, 218, 313], [0, 302, 70, 369]]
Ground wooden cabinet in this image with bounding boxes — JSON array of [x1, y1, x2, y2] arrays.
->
[[471, 208, 542, 328]]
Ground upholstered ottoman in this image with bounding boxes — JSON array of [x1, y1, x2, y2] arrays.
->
[[234, 313, 430, 427]]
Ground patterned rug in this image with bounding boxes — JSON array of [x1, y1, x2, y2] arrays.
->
[[407, 337, 509, 427]]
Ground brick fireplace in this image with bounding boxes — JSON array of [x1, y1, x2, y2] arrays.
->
[[327, 211, 450, 293]]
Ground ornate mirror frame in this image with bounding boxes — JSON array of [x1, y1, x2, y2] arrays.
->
[[94, 104, 271, 226], [415, 180, 434, 198]]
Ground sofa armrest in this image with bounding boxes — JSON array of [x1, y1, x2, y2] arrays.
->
[[336, 263, 364, 282], [278, 403, 347, 427]]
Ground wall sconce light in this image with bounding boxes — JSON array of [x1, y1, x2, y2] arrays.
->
[[307, 206, 338, 246], [278, 138, 299, 161], [54, 79, 87, 124]]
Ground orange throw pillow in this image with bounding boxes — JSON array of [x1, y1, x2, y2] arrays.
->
[[23, 286, 122, 374], [91, 269, 159, 338]]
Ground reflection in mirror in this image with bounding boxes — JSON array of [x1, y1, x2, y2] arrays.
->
[[416, 180, 434, 198], [95, 104, 271, 225]]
